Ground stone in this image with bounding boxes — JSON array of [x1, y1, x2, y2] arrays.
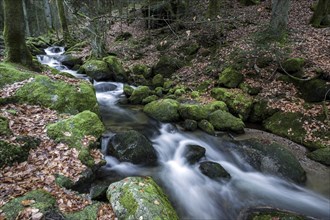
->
[[249, 99, 277, 123], [307, 148, 330, 166], [129, 86, 151, 104], [209, 110, 245, 133], [107, 130, 158, 166], [178, 104, 209, 121], [298, 79, 330, 102], [152, 74, 164, 87], [238, 207, 313, 220], [185, 145, 206, 164], [0, 63, 34, 89], [131, 64, 151, 79], [198, 120, 215, 135], [123, 84, 134, 97], [64, 203, 101, 220], [107, 177, 179, 220], [142, 95, 158, 104], [282, 57, 305, 74], [15, 75, 99, 115], [103, 56, 127, 82], [80, 59, 112, 81], [144, 99, 181, 122], [218, 67, 244, 88], [152, 56, 184, 78], [199, 161, 230, 179], [183, 119, 198, 131]]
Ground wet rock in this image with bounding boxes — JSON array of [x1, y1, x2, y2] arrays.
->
[[199, 161, 231, 179], [218, 67, 244, 88], [107, 176, 179, 220], [211, 88, 254, 121], [128, 86, 151, 104], [209, 110, 245, 133], [152, 55, 184, 78], [307, 148, 330, 166], [239, 138, 306, 183], [107, 130, 158, 166], [183, 119, 198, 131], [80, 59, 112, 81], [144, 99, 181, 122], [185, 145, 206, 164], [198, 120, 215, 135], [15, 75, 99, 115], [59, 54, 83, 68]]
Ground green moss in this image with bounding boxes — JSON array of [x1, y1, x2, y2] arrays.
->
[[152, 74, 164, 87], [144, 99, 180, 122], [307, 148, 330, 166], [198, 120, 215, 135], [196, 80, 212, 92], [152, 56, 185, 78], [174, 88, 185, 96], [218, 67, 244, 88], [209, 110, 245, 133], [65, 203, 100, 220], [282, 58, 305, 73], [249, 99, 277, 123], [55, 174, 74, 188], [103, 56, 127, 82], [211, 88, 254, 121], [239, 82, 261, 95], [179, 104, 209, 121], [0, 116, 11, 136], [80, 59, 112, 81], [142, 95, 158, 104], [0, 62, 34, 89], [1, 190, 56, 220], [204, 101, 228, 113], [129, 86, 151, 104], [154, 87, 163, 97], [191, 91, 200, 98], [131, 64, 150, 79], [15, 76, 99, 114], [163, 80, 174, 91], [78, 148, 96, 167], [123, 84, 134, 97], [120, 186, 138, 216]]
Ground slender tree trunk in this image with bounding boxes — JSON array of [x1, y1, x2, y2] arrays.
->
[[269, 0, 290, 39], [44, 0, 53, 29], [56, 0, 71, 43], [3, 0, 32, 66], [22, 0, 31, 37], [310, 0, 330, 28]]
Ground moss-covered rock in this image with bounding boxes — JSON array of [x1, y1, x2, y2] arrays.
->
[[199, 161, 231, 179], [123, 84, 134, 97], [177, 41, 200, 56], [144, 99, 181, 122], [218, 67, 244, 88], [108, 130, 158, 166], [47, 111, 105, 166], [0, 116, 11, 136], [183, 119, 198, 131], [152, 56, 184, 78], [15, 75, 99, 115], [298, 79, 330, 102], [90, 182, 109, 201], [204, 101, 229, 113], [80, 59, 112, 81], [152, 74, 164, 87], [131, 64, 151, 79], [64, 202, 101, 220], [249, 99, 278, 123], [184, 145, 206, 164], [142, 95, 158, 104], [282, 57, 305, 74], [1, 190, 56, 220], [240, 138, 306, 183], [103, 56, 127, 82], [263, 112, 329, 150], [107, 176, 179, 220], [55, 174, 74, 189], [211, 88, 254, 121], [163, 80, 175, 91], [0, 62, 34, 89], [178, 104, 209, 121], [191, 91, 200, 99], [307, 148, 330, 166], [239, 82, 261, 95], [60, 54, 83, 69], [198, 120, 215, 135], [154, 87, 163, 97], [209, 110, 245, 133], [129, 86, 151, 104]]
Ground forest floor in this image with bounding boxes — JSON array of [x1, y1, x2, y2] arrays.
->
[[0, 0, 329, 219]]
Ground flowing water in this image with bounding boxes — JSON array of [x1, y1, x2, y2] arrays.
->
[[39, 47, 330, 220]]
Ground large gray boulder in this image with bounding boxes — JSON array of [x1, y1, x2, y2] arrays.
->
[[107, 130, 158, 166], [107, 176, 179, 220]]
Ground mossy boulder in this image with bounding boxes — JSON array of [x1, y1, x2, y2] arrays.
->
[[144, 99, 181, 122], [47, 111, 105, 166], [298, 79, 330, 102], [209, 110, 245, 133], [239, 82, 261, 95], [307, 148, 330, 166], [123, 84, 134, 97], [131, 64, 151, 79], [0, 137, 40, 167], [15, 76, 99, 115], [204, 101, 229, 113], [177, 41, 200, 56], [264, 112, 329, 150], [218, 67, 244, 88], [1, 190, 56, 220], [64, 202, 101, 220], [103, 56, 127, 82], [0, 62, 34, 89], [249, 99, 278, 123], [107, 176, 179, 220], [59, 54, 83, 69], [152, 74, 164, 87], [184, 145, 206, 164], [240, 138, 306, 183], [129, 86, 151, 104], [178, 104, 209, 121], [199, 161, 231, 179], [0, 116, 11, 136], [282, 57, 305, 74], [211, 88, 254, 121], [198, 120, 215, 135], [107, 130, 158, 166], [142, 95, 158, 104], [183, 119, 198, 131], [152, 56, 184, 78], [80, 59, 112, 81]]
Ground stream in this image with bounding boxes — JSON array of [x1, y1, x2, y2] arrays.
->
[[38, 47, 330, 220]]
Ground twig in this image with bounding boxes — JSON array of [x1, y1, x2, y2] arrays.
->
[[164, 19, 179, 39]]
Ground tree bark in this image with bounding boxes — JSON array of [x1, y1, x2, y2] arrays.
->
[[310, 0, 330, 28], [56, 0, 71, 43], [269, 0, 290, 39], [3, 0, 32, 66]]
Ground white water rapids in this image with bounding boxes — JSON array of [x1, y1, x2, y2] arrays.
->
[[39, 47, 330, 220]]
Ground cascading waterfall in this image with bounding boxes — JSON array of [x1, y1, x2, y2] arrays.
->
[[38, 46, 330, 220]]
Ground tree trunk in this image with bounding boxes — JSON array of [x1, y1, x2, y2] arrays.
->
[[269, 0, 290, 39], [56, 0, 71, 43], [310, 0, 330, 28], [44, 0, 53, 29], [3, 0, 32, 66]]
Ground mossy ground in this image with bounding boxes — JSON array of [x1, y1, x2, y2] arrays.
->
[[0, 62, 34, 89]]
